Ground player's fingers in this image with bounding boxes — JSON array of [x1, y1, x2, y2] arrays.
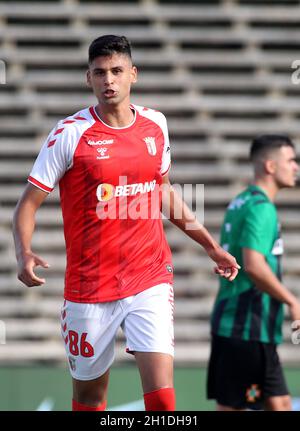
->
[[35, 256, 50, 269], [218, 267, 230, 277], [229, 259, 241, 270], [18, 273, 29, 286], [18, 272, 40, 287], [25, 266, 45, 285], [223, 269, 232, 279], [214, 267, 225, 275], [217, 268, 234, 280], [228, 267, 239, 282]]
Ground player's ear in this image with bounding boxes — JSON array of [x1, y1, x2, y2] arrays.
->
[[86, 69, 92, 88], [131, 65, 138, 84], [265, 159, 276, 175]]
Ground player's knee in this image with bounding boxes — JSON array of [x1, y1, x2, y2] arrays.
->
[[73, 384, 107, 409], [216, 403, 246, 411], [265, 395, 292, 411], [73, 384, 107, 407], [282, 396, 292, 411]]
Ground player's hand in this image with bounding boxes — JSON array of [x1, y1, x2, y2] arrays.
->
[[207, 246, 241, 282], [17, 251, 50, 287], [289, 300, 300, 331]]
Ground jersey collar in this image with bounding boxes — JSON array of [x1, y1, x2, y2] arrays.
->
[[248, 184, 270, 201], [89, 105, 139, 132]]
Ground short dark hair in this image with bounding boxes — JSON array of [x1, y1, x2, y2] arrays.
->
[[250, 134, 295, 162], [88, 35, 132, 64]]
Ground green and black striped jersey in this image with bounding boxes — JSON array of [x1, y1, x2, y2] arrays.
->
[[211, 185, 284, 344]]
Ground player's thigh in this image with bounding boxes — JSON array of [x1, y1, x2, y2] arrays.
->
[[72, 369, 110, 405], [264, 395, 292, 411], [135, 352, 173, 393], [61, 299, 123, 381], [122, 283, 174, 356], [217, 403, 247, 411], [122, 284, 174, 392]]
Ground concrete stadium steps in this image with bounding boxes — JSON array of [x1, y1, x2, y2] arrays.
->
[[7, 71, 295, 95], [3, 25, 300, 49], [2, 244, 300, 275], [0, 138, 251, 160], [4, 94, 300, 117], [0, 181, 299, 207], [1, 3, 300, 21], [0, 295, 297, 328], [1, 318, 296, 344], [2, 117, 300, 138], [2, 341, 300, 366], [1, 272, 300, 298], [0, 0, 300, 365], [1, 203, 300, 228], [0, 340, 211, 365], [1, 45, 299, 68], [2, 318, 211, 342], [2, 3, 300, 20], [1, 340, 300, 367]]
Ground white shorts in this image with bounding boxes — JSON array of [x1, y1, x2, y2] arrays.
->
[[60, 283, 174, 381]]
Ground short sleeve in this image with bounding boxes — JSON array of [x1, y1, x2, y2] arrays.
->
[[239, 201, 277, 256], [160, 115, 171, 176], [28, 123, 75, 193]]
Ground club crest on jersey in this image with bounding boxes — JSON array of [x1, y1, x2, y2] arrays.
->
[[143, 137, 157, 156]]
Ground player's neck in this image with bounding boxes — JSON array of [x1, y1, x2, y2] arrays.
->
[[94, 103, 134, 128], [253, 178, 279, 202]]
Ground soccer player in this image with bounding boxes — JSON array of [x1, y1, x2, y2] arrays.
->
[[207, 134, 300, 411], [13, 35, 239, 412]]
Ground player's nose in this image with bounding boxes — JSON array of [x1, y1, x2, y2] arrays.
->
[[104, 72, 114, 85]]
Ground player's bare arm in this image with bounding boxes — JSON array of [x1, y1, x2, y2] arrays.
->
[[243, 248, 300, 323], [13, 183, 50, 287], [161, 174, 240, 282]]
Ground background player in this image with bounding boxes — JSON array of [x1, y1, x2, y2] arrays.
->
[[207, 134, 300, 411], [13, 35, 240, 411]]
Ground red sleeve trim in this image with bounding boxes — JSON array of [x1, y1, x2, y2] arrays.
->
[[28, 176, 53, 193], [161, 164, 171, 177], [74, 116, 86, 120], [54, 127, 64, 136]]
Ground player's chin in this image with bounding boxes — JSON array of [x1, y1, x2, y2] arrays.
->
[[102, 98, 119, 105], [284, 178, 297, 188]]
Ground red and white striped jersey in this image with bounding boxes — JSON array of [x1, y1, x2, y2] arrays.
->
[[28, 105, 173, 302]]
